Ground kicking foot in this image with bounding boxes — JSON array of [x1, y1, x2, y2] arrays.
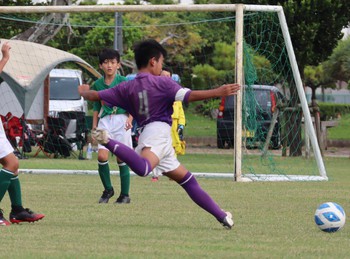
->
[[151, 176, 159, 182], [92, 128, 110, 145], [220, 212, 234, 230]]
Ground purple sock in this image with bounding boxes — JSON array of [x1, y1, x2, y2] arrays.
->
[[105, 139, 152, 177], [179, 172, 227, 221]]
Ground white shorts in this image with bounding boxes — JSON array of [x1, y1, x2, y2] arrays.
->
[[135, 121, 180, 177], [97, 114, 132, 150], [0, 121, 14, 159]]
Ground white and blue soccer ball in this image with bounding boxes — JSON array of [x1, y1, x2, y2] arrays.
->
[[314, 202, 346, 233]]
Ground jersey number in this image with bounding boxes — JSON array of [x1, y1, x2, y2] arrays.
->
[[138, 90, 149, 119]]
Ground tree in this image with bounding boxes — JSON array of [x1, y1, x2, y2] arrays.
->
[[304, 64, 334, 104], [11, 0, 71, 44], [323, 37, 350, 85], [205, 0, 350, 79]]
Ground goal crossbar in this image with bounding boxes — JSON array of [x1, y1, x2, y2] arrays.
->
[[0, 4, 284, 14]]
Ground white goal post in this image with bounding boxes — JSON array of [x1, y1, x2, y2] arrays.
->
[[0, 4, 327, 181]]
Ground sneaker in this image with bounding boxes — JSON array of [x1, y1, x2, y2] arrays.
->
[[9, 208, 45, 224], [115, 194, 131, 204], [92, 128, 110, 145], [151, 176, 159, 182], [220, 212, 234, 230], [0, 209, 10, 226], [99, 188, 115, 203]]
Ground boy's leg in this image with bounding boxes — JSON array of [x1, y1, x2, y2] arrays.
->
[[4, 174, 45, 224], [0, 168, 13, 226], [98, 160, 112, 190], [93, 130, 152, 176], [97, 157, 114, 204], [115, 126, 132, 203], [0, 168, 14, 203], [8, 175, 23, 210], [97, 145, 115, 203], [115, 162, 131, 204], [166, 167, 234, 229]]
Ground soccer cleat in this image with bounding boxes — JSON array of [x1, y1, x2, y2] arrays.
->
[[0, 209, 11, 226], [220, 212, 234, 230], [115, 194, 131, 204], [9, 208, 45, 224], [151, 176, 159, 182], [92, 128, 110, 145], [99, 188, 115, 203]]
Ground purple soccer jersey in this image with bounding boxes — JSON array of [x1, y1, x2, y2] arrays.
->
[[98, 72, 191, 127]]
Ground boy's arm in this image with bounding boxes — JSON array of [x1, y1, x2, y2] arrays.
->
[[187, 83, 240, 102], [78, 84, 100, 101], [0, 42, 11, 73], [125, 114, 133, 130], [92, 111, 99, 130]]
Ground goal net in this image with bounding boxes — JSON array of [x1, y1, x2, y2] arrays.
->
[[0, 4, 326, 181]]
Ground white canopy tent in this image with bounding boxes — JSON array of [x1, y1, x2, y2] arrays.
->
[[0, 39, 100, 121]]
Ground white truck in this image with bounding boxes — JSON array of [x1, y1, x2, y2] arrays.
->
[[48, 68, 87, 116], [0, 68, 87, 120]]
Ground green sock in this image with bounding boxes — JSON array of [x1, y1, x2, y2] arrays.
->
[[0, 169, 14, 203], [118, 162, 130, 196], [8, 176, 22, 207], [98, 160, 113, 191]]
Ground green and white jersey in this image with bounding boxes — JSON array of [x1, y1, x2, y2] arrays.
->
[[92, 75, 127, 118]]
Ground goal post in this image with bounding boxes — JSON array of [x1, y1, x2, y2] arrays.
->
[[233, 4, 327, 181], [0, 4, 327, 181]]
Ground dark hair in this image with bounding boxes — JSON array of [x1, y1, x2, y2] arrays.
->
[[98, 48, 121, 64], [133, 39, 167, 70]]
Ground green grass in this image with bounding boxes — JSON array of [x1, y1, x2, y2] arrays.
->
[[184, 103, 216, 137], [328, 113, 350, 140], [183, 104, 350, 141], [1, 156, 350, 258]]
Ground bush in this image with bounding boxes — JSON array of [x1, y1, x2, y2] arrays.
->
[[318, 102, 350, 120], [195, 99, 220, 118]]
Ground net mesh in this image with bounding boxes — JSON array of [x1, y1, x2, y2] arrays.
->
[[241, 11, 322, 180], [0, 6, 325, 180]]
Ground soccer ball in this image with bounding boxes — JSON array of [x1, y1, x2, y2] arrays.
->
[[314, 202, 346, 233]]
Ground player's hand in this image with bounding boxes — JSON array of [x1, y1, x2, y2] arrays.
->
[[78, 84, 90, 95], [177, 124, 184, 140], [125, 117, 133, 130], [1, 41, 11, 60], [160, 70, 171, 77], [91, 127, 97, 144], [217, 83, 241, 97], [125, 121, 132, 130]]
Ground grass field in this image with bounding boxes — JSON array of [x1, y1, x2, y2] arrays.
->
[[1, 155, 350, 258], [328, 113, 350, 140], [185, 104, 350, 140], [184, 103, 217, 137]]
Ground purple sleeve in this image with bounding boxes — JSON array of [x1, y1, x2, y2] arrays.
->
[[98, 86, 128, 110], [183, 90, 191, 105]]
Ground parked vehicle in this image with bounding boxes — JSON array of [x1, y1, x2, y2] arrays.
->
[[216, 84, 286, 149], [49, 69, 87, 116]]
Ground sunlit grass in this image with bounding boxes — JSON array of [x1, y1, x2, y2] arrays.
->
[[328, 113, 350, 140], [1, 157, 350, 258]]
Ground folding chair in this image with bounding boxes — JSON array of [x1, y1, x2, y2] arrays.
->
[[58, 111, 88, 160], [1, 113, 25, 158], [31, 123, 52, 158], [44, 116, 72, 158]]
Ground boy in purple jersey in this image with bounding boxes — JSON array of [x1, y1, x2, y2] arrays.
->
[[78, 39, 240, 229]]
